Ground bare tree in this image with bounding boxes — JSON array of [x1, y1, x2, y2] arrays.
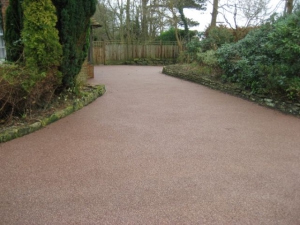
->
[[219, 0, 271, 28], [94, 0, 206, 43], [94, 0, 117, 41]]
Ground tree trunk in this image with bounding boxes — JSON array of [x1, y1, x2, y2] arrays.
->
[[210, 0, 218, 27], [141, 0, 149, 41], [285, 0, 294, 14], [178, 4, 189, 40], [126, 0, 130, 59], [126, 0, 130, 42]]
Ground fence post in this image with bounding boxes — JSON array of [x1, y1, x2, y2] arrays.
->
[[160, 41, 162, 59], [103, 41, 106, 65]]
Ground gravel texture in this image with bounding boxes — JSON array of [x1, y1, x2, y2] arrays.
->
[[1, 65, 300, 224]]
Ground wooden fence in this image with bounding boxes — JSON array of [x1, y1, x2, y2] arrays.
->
[[92, 41, 180, 65]]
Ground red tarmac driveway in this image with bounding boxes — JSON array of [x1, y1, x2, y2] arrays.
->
[[1, 65, 300, 224]]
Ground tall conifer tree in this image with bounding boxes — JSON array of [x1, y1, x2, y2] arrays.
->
[[52, 0, 97, 88], [4, 0, 23, 62]]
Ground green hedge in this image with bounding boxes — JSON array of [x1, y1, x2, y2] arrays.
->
[[216, 11, 300, 100]]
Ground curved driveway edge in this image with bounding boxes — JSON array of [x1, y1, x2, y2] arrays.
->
[[0, 85, 105, 143], [1, 66, 300, 224], [163, 65, 300, 117]]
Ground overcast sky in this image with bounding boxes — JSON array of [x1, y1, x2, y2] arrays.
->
[[185, 0, 286, 31]]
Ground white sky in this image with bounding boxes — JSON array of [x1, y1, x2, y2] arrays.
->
[[185, 0, 286, 31]]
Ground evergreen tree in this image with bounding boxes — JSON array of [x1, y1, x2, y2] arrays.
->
[[176, 0, 206, 39], [4, 0, 23, 62], [22, 0, 62, 72], [52, 0, 97, 88]]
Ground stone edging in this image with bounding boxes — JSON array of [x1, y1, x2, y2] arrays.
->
[[162, 65, 300, 117], [0, 85, 106, 143]]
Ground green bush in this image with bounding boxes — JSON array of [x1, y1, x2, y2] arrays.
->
[[197, 50, 218, 67], [0, 64, 61, 120], [216, 10, 300, 100], [286, 77, 300, 100], [265, 12, 300, 78], [157, 27, 197, 42], [185, 38, 201, 61], [200, 26, 234, 51]]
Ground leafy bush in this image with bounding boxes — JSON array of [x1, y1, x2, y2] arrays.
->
[[200, 26, 257, 52], [197, 50, 218, 68], [265, 12, 300, 78], [216, 10, 300, 99], [201, 26, 234, 51], [0, 64, 61, 121], [157, 27, 197, 42], [1, 0, 64, 121], [286, 77, 300, 100], [185, 38, 201, 61]]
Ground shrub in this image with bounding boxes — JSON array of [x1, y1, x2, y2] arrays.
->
[[52, 0, 97, 88], [216, 10, 300, 99], [185, 38, 201, 61], [286, 77, 300, 100], [157, 27, 197, 42], [197, 50, 218, 68], [0, 64, 60, 121], [201, 25, 234, 51], [265, 11, 300, 78]]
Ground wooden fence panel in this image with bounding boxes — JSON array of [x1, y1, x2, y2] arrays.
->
[[93, 41, 180, 65]]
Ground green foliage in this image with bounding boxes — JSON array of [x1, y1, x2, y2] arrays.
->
[[22, 0, 62, 74], [265, 12, 300, 78], [197, 50, 218, 67], [157, 28, 197, 42], [0, 64, 61, 120], [200, 26, 256, 52], [201, 26, 234, 51], [286, 77, 300, 100], [185, 37, 201, 61], [52, 0, 96, 88], [216, 11, 300, 100], [4, 0, 24, 62]]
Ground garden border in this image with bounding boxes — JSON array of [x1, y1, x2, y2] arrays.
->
[[0, 85, 106, 143], [163, 65, 300, 117]]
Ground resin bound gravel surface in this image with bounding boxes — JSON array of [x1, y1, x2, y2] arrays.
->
[[1, 66, 300, 224]]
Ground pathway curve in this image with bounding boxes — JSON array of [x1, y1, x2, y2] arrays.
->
[[1, 66, 300, 224]]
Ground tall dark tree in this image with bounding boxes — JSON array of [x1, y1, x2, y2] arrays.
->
[[52, 0, 97, 88], [4, 0, 23, 62], [175, 0, 206, 39]]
